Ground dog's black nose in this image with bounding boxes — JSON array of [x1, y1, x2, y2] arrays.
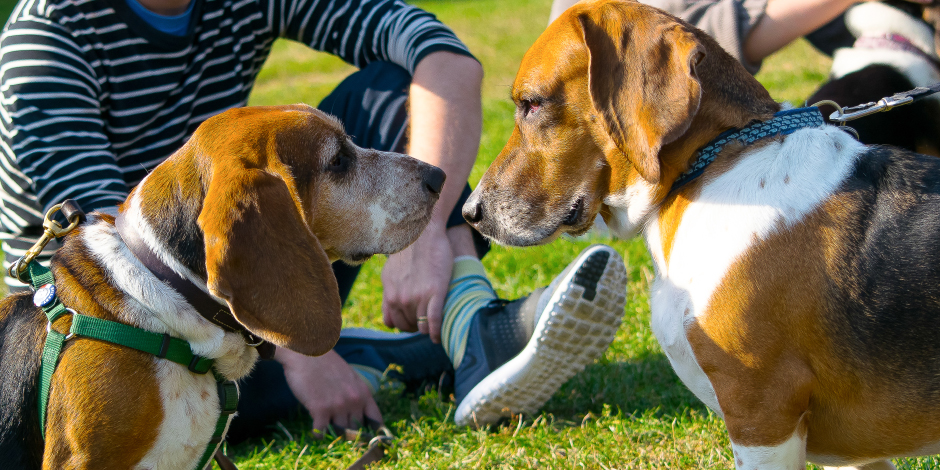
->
[[463, 197, 483, 224], [424, 166, 445, 195]]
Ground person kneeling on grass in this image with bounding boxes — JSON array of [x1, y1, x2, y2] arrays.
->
[[0, 0, 629, 438]]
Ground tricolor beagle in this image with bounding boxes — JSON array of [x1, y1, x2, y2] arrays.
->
[[0, 104, 443, 469], [464, 1, 940, 468]]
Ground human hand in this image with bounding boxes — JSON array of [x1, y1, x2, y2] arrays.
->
[[381, 222, 453, 342], [275, 347, 382, 434]]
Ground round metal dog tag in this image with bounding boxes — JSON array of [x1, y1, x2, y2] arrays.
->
[[33, 284, 56, 308]]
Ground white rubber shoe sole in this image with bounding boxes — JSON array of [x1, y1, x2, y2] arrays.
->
[[454, 244, 627, 427]]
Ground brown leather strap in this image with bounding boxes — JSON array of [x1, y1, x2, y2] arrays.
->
[[114, 212, 274, 359], [213, 450, 239, 470]]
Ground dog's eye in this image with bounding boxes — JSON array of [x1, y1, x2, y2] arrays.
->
[[326, 152, 349, 174], [521, 100, 541, 118]]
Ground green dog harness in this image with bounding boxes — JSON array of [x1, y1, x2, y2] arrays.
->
[[17, 202, 237, 470]]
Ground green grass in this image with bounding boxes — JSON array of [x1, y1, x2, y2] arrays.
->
[[1, 0, 934, 467], [239, 1, 938, 468]]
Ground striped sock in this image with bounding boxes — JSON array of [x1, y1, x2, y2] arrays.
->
[[441, 256, 497, 369], [350, 364, 383, 395]]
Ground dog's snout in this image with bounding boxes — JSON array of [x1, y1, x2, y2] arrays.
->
[[463, 194, 483, 224], [424, 166, 446, 195]]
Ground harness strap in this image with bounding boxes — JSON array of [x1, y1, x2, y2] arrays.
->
[[29, 258, 235, 470], [195, 378, 238, 470], [33, 260, 71, 437], [38, 329, 66, 437], [69, 315, 213, 374]]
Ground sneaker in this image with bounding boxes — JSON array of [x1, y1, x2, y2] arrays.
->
[[453, 244, 627, 427], [334, 328, 454, 394]]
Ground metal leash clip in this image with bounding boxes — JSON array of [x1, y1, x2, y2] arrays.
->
[[824, 81, 940, 124], [9, 200, 85, 282], [828, 91, 918, 123]]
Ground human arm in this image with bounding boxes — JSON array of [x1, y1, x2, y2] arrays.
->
[[380, 51, 483, 342], [274, 346, 383, 432], [743, 0, 933, 64], [743, 0, 860, 64]]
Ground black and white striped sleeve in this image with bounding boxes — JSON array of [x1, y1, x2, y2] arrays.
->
[[0, 19, 127, 215], [267, 0, 474, 74]]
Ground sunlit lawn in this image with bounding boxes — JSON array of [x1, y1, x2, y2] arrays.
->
[[2, 0, 935, 467]]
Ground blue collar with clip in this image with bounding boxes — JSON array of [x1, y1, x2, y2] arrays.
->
[[670, 107, 825, 193]]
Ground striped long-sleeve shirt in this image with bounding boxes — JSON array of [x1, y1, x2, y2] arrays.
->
[[0, 0, 471, 239]]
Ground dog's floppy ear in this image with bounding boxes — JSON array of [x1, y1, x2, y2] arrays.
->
[[201, 167, 342, 356], [579, 6, 704, 184]]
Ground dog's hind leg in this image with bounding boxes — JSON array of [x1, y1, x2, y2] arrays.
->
[[686, 321, 814, 469]]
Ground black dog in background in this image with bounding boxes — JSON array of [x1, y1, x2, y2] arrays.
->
[[807, 1, 940, 156]]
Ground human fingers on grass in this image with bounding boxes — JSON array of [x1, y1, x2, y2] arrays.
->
[[310, 388, 370, 434], [280, 349, 377, 437]]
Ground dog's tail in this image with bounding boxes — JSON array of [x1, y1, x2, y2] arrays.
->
[[0, 292, 48, 470]]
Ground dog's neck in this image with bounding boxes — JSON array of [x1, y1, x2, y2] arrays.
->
[[621, 30, 777, 216], [69, 212, 259, 380], [125, 144, 211, 282], [603, 32, 781, 236], [659, 31, 781, 184]]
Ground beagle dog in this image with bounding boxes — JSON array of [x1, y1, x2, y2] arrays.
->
[[0, 104, 443, 469], [464, 1, 940, 468], [808, 1, 940, 156]]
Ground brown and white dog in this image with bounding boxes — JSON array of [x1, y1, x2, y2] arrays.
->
[[0, 104, 443, 469], [464, 1, 940, 468]]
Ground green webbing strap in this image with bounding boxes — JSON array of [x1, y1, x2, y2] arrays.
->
[[28, 259, 233, 470], [37, 313, 214, 436], [38, 329, 65, 437], [195, 378, 239, 470], [28, 258, 54, 287], [29, 262, 67, 323], [69, 315, 214, 373], [32, 260, 67, 437]]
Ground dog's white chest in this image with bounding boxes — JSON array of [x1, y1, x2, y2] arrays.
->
[[641, 127, 862, 417], [135, 361, 229, 470], [646, 252, 725, 415]]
